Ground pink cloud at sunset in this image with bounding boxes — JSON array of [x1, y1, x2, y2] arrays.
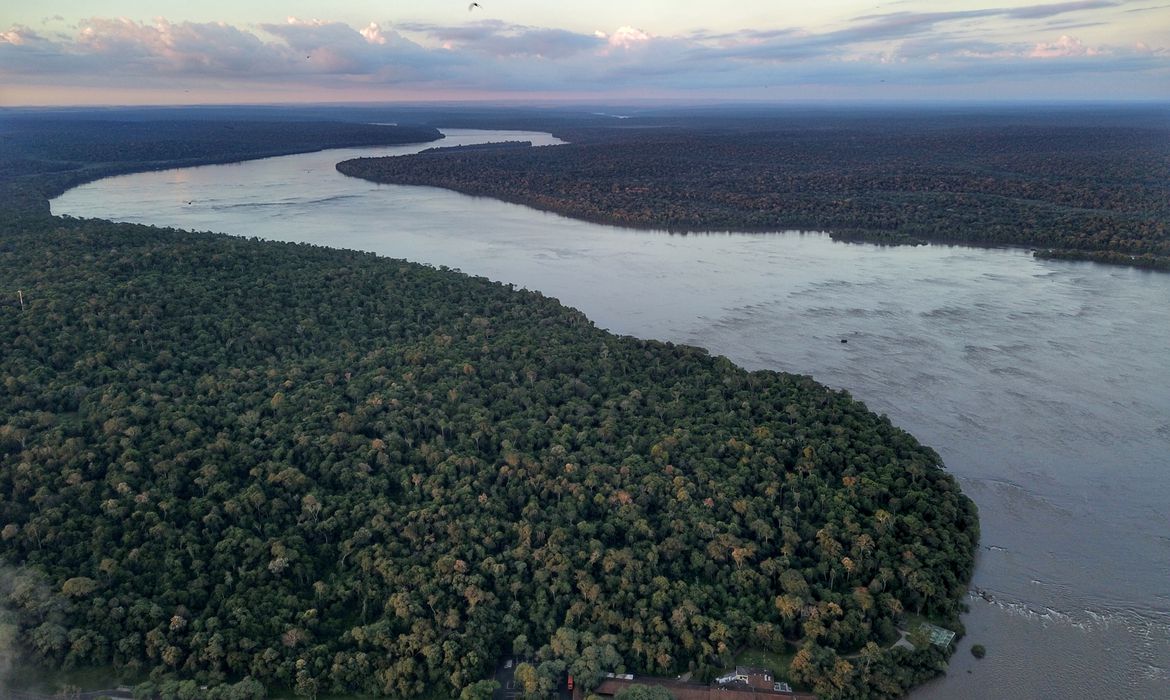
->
[[1, 2, 1166, 105]]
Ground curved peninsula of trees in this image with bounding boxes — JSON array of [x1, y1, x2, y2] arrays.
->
[[338, 110, 1170, 270], [0, 110, 977, 699]]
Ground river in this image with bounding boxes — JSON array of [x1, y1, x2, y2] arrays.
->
[[52, 129, 1170, 699]]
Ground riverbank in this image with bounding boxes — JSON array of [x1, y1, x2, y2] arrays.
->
[[335, 107, 1170, 272], [0, 116, 443, 220]]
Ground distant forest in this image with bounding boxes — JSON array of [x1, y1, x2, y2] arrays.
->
[[0, 117, 441, 219], [339, 107, 1170, 270], [0, 109, 978, 699]]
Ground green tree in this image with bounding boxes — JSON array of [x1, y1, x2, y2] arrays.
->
[[514, 662, 539, 696], [614, 685, 674, 700], [460, 680, 500, 700]]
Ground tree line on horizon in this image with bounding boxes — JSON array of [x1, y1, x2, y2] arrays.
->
[[339, 115, 1170, 270]]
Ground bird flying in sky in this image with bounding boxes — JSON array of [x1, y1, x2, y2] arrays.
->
[[468, 2, 481, 11]]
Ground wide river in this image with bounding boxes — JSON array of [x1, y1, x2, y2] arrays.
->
[[53, 129, 1170, 699]]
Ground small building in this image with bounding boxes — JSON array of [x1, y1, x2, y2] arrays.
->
[[584, 670, 815, 700], [715, 666, 774, 691], [918, 622, 957, 649]]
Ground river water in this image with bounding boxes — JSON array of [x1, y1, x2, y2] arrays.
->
[[52, 129, 1170, 699]]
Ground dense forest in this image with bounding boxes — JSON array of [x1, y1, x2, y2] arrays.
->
[[1, 110, 977, 698], [338, 109, 1170, 270]]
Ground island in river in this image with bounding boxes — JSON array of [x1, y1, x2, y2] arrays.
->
[[1, 106, 976, 699]]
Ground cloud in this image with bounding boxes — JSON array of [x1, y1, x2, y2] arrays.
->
[[828, 1, 1122, 55], [1124, 3, 1170, 13], [1041, 21, 1108, 31], [1004, 0, 1118, 19], [74, 18, 276, 74], [258, 17, 438, 74], [0, 9, 1166, 103], [360, 23, 389, 45], [1, 26, 43, 46], [1030, 34, 1104, 57], [0, 16, 461, 87], [851, 1, 1117, 24], [601, 26, 653, 51], [399, 20, 604, 58]]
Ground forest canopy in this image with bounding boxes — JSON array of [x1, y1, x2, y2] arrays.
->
[[0, 110, 978, 698], [339, 108, 1170, 270]]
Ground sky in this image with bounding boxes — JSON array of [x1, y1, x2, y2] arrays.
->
[[1, 1, 1168, 105]]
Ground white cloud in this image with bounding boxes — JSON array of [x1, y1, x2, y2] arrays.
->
[[360, 22, 387, 46], [1, 26, 39, 46], [1030, 34, 1105, 57], [606, 26, 652, 50]]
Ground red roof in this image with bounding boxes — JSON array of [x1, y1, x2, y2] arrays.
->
[[591, 675, 816, 700]]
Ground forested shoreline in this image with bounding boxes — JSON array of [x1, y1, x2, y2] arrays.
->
[[1, 111, 977, 699], [338, 110, 1170, 271], [0, 118, 442, 220]]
